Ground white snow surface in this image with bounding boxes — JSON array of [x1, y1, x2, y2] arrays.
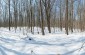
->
[[0, 27, 85, 55]]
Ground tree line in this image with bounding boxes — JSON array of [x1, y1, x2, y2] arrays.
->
[[0, 0, 85, 35]]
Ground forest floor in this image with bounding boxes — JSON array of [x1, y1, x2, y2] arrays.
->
[[0, 27, 85, 55]]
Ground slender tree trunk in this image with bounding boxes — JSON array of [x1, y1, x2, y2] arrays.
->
[[71, 0, 73, 32], [65, 0, 69, 35], [40, 0, 45, 35], [60, 0, 62, 31], [8, 0, 10, 30]]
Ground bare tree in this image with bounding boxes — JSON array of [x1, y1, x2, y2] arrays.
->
[[65, 0, 69, 35], [8, 0, 11, 30], [40, 0, 45, 35]]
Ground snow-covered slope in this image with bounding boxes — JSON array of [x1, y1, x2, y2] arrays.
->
[[0, 27, 85, 55]]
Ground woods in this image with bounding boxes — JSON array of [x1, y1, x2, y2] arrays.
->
[[0, 0, 85, 35]]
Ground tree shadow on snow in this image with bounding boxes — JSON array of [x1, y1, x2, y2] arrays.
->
[[63, 50, 77, 55], [22, 37, 58, 46], [0, 47, 7, 55], [58, 37, 85, 46], [0, 37, 16, 43], [0, 45, 29, 55]]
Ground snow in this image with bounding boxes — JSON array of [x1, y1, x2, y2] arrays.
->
[[0, 27, 85, 55]]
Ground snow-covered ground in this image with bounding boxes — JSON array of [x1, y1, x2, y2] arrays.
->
[[0, 27, 85, 55]]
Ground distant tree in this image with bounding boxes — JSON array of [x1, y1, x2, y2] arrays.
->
[[12, 0, 18, 32], [8, 0, 11, 30], [59, 0, 62, 31], [65, 0, 69, 35], [30, 0, 33, 33], [40, 0, 45, 35]]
